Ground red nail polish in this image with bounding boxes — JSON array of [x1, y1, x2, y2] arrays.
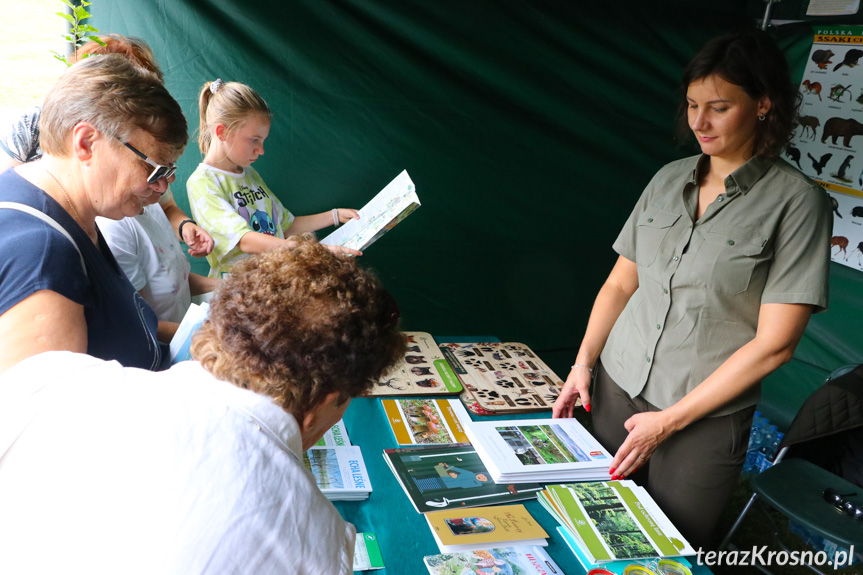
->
[[585, 404, 591, 413], [609, 467, 616, 475]]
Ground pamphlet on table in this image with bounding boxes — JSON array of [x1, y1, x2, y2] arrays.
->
[[423, 546, 562, 575], [367, 332, 462, 397], [539, 480, 695, 564], [353, 532, 385, 571], [449, 399, 612, 483], [320, 169, 419, 251], [439, 341, 566, 415], [303, 445, 372, 501], [382, 398, 470, 445], [383, 443, 544, 513], [557, 526, 693, 575], [425, 503, 548, 553]]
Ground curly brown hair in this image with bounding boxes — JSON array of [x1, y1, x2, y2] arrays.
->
[[190, 237, 406, 419]]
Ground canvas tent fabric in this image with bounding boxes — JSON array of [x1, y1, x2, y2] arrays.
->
[[91, 1, 863, 424]]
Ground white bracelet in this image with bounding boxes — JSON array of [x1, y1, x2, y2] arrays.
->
[[571, 363, 594, 375], [332, 209, 340, 227]]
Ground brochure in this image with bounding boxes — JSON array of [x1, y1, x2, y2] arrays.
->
[[449, 399, 612, 483], [312, 419, 351, 447], [169, 302, 209, 364], [367, 332, 462, 396], [320, 170, 419, 251], [539, 481, 695, 564], [557, 527, 692, 575], [353, 532, 385, 571], [383, 443, 544, 514], [439, 342, 565, 415], [425, 504, 548, 553], [382, 398, 470, 445], [423, 546, 562, 575], [302, 445, 372, 501]]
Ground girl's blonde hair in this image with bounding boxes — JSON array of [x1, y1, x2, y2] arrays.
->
[[197, 80, 271, 154]]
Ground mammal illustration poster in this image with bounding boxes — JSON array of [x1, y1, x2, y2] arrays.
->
[[790, 25, 863, 271]]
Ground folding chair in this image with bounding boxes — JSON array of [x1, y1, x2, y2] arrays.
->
[[719, 364, 863, 573]]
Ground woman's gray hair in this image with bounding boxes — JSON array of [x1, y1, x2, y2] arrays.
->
[[40, 54, 187, 157]]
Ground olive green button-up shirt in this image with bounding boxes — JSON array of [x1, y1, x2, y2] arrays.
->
[[600, 154, 832, 416]]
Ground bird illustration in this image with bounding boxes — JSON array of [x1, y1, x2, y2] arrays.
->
[[808, 152, 832, 175], [831, 195, 842, 219], [785, 145, 802, 170], [834, 49, 863, 71], [812, 49, 835, 70]]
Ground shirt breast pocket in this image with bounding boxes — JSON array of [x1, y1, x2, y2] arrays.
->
[[698, 224, 767, 294], [635, 207, 680, 267]]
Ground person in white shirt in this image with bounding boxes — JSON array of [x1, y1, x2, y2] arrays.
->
[[97, 190, 219, 342], [0, 238, 405, 575]]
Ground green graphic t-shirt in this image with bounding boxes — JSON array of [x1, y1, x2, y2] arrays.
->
[[187, 164, 295, 278]]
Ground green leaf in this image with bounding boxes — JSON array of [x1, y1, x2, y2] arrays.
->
[[57, 0, 75, 8], [55, 11, 75, 25], [74, 6, 91, 20], [88, 36, 106, 46], [77, 24, 99, 33]]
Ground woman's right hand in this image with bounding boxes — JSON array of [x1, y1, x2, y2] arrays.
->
[[552, 365, 591, 418]]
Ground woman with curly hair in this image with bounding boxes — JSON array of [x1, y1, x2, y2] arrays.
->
[[0, 239, 405, 574]]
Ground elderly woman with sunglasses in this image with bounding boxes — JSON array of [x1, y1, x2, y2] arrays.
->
[[0, 54, 188, 373]]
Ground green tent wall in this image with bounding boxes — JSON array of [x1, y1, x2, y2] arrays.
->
[[92, 1, 863, 427]]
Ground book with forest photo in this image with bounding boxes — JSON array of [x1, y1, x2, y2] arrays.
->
[[448, 399, 612, 483], [303, 445, 372, 501], [538, 480, 695, 564]]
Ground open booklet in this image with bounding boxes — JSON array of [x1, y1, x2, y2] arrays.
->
[[539, 481, 695, 564], [320, 170, 419, 251], [448, 399, 612, 483]]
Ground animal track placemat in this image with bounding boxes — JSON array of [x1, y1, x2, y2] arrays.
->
[[438, 342, 562, 415], [789, 26, 863, 272], [366, 332, 463, 397]]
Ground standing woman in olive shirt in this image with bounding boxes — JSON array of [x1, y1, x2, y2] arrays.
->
[[553, 29, 832, 549]]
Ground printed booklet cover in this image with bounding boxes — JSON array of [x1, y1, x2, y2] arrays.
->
[[367, 332, 462, 396], [449, 399, 611, 483], [439, 342, 565, 415], [312, 419, 351, 447], [382, 398, 471, 445], [303, 445, 372, 501], [539, 481, 695, 564], [557, 527, 692, 575], [426, 504, 548, 553], [320, 170, 419, 251], [383, 443, 544, 514], [423, 546, 562, 575]]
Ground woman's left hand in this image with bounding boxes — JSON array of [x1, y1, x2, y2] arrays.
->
[[335, 208, 360, 224], [610, 410, 677, 479], [183, 223, 215, 257]]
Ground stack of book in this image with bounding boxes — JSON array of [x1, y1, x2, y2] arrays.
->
[[539, 480, 695, 569], [303, 420, 373, 501], [449, 399, 612, 483]]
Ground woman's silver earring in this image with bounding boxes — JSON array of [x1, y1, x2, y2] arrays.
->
[[758, 113, 766, 121]]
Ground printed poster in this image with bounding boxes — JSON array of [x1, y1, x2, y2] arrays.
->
[[789, 26, 863, 271]]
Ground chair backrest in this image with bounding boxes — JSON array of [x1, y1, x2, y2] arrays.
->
[[781, 364, 863, 488]]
